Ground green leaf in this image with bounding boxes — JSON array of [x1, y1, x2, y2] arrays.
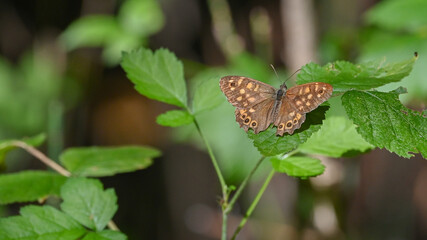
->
[[60, 178, 118, 231], [366, 0, 427, 32], [121, 48, 188, 108], [342, 89, 427, 158], [60, 146, 160, 177], [60, 15, 121, 50], [191, 71, 224, 115], [297, 56, 417, 92], [0, 133, 46, 166], [248, 106, 329, 156], [0, 170, 67, 204], [82, 231, 127, 240], [270, 156, 325, 178], [298, 115, 373, 157], [0, 205, 86, 240], [118, 0, 164, 37], [156, 110, 194, 127]]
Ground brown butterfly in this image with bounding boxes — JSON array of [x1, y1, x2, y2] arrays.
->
[[219, 76, 333, 136]]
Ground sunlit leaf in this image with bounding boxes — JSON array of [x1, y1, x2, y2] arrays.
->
[[270, 156, 325, 178], [342, 88, 427, 158], [0, 170, 66, 204], [121, 48, 188, 108], [60, 178, 118, 231], [0, 205, 86, 240], [298, 55, 417, 92], [156, 110, 194, 127]]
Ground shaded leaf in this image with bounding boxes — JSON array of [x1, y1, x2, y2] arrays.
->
[[342, 89, 426, 158], [248, 106, 329, 156], [0, 170, 67, 204], [270, 156, 325, 178], [82, 231, 127, 240], [299, 116, 373, 157], [60, 178, 118, 231], [0, 205, 86, 240], [156, 110, 194, 127], [121, 48, 188, 108], [191, 71, 224, 115], [60, 146, 160, 177], [297, 56, 416, 92]]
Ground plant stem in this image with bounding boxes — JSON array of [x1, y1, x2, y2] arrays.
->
[[193, 118, 227, 196], [11, 140, 120, 231], [222, 210, 228, 240], [226, 156, 265, 213], [11, 141, 71, 177], [231, 169, 275, 240]]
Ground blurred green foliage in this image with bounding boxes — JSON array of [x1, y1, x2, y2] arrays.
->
[[360, 0, 427, 102], [61, 0, 164, 66]]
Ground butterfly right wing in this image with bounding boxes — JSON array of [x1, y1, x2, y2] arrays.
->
[[220, 76, 277, 133]]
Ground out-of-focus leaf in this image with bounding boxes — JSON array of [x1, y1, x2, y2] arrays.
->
[[0, 205, 86, 240], [0, 170, 66, 204], [191, 70, 224, 115], [270, 156, 325, 178], [298, 115, 373, 157], [248, 106, 329, 156], [82, 231, 127, 240], [358, 31, 427, 102], [60, 146, 160, 177], [60, 15, 121, 50], [342, 88, 426, 158], [121, 48, 188, 108], [118, 0, 164, 37], [156, 110, 194, 127], [366, 0, 427, 32], [60, 178, 118, 231], [297, 55, 417, 92]]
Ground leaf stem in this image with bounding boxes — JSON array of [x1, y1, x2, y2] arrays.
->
[[230, 169, 275, 240], [225, 156, 266, 213], [193, 118, 227, 196], [11, 141, 71, 177]]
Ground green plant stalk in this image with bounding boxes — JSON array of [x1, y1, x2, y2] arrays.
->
[[230, 169, 275, 240], [193, 118, 227, 196], [47, 101, 64, 160], [192, 117, 230, 240], [225, 156, 266, 213]]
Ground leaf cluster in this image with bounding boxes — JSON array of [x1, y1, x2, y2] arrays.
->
[[0, 177, 126, 240], [121, 47, 424, 179]]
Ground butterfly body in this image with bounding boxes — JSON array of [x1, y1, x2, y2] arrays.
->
[[220, 76, 333, 136]]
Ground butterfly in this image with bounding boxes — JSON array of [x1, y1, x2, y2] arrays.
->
[[219, 76, 333, 136]]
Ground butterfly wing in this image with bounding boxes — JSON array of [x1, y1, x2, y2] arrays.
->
[[274, 82, 333, 136], [219, 76, 276, 108], [220, 76, 277, 133], [234, 99, 276, 134]]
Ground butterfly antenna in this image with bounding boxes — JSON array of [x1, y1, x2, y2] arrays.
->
[[280, 68, 301, 89], [270, 64, 281, 85]]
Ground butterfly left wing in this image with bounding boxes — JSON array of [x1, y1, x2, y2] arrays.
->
[[219, 76, 276, 108], [220, 76, 277, 133], [274, 82, 333, 136]]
